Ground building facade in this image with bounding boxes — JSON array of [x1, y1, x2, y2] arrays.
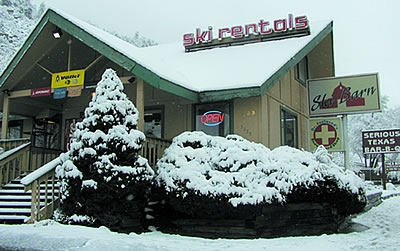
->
[[0, 9, 334, 159]]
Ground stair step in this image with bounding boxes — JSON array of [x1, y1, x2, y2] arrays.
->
[[0, 215, 29, 224], [0, 201, 45, 207], [0, 195, 58, 201], [2, 184, 59, 189], [0, 215, 29, 220], [2, 183, 24, 189], [0, 190, 60, 195], [0, 208, 31, 214]]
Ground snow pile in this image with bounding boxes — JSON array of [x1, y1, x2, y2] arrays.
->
[[55, 69, 154, 232], [156, 131, 366, 215]]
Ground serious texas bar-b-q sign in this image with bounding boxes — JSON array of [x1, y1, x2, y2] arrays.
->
[[362, 129, 400, 154]]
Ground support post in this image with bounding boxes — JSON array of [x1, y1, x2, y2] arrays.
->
[[381, 153, 386, 190], [1, 95, 9, 139], [342, 114, 350, 169], [136, 78, 144, 132]]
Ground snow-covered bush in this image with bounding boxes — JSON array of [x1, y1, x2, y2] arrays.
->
[[56, 69, 154, 232], [156, 131, 366, 218]]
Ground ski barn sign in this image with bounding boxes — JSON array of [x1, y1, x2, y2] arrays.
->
[[307, 73, 380, 117]]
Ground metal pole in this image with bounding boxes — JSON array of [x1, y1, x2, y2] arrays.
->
[[342, 114, 350, 169], [381, 153, 386, 190]]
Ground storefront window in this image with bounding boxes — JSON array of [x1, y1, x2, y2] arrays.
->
[[144, 106, 163, 139], [194, 102, 231, 136], [281, 108, 298, 148], [7, 120, 23, 139], [32, 116, 61, 150]]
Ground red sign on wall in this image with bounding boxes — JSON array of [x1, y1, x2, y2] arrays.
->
[[183, 14, 309, 52], [31, 87, 51, 97]]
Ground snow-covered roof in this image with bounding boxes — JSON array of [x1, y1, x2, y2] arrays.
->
[[0, 8, 333, 102]]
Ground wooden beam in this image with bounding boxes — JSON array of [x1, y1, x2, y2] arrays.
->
[[36, 63, 53, 75], [1, 95, 9, 139], [136, 78, 144, 132], [120, 76, 135, 84], [85, 55, 103, 71], [9, 89, 31, 99]]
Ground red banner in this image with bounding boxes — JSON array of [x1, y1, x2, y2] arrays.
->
[[31, 87, 51, 97]]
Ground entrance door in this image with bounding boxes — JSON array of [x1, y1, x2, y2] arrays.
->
[[30, 115, 62, 168]]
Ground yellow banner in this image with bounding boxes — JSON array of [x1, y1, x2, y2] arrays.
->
[[52, 69, 85, 89], [309, 117, 343, 151]]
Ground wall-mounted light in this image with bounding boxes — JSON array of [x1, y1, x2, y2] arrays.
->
[[2, 89, 10, 96], [128, 76, 136, 83], [52, 27, 63, 39]]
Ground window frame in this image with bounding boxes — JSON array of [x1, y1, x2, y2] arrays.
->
[[295, 56, 309, 86], [144, 105, 165, 139], [280, 107, 299, 148]]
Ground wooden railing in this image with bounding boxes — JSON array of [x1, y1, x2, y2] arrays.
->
[[30, 147, 62, 172], [141, 136, 171, 168], [20, 157, 60, 223], [0, 138, 30, 151], [0, 142, 31, 187]]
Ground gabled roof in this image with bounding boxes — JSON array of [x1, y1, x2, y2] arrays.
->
[[0, 8, 333, 103]]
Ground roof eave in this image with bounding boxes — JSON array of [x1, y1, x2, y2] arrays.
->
[[199, 87, 260, 103], [260, 21, 334, 95]]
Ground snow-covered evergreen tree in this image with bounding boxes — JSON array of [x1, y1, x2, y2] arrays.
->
[[56, 69, 154, 232]]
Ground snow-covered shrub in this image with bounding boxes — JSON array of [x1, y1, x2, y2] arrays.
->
[[156, 131, 366, 219], [56, 69, 154, 232]]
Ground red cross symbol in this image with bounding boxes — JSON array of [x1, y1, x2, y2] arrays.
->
[[313, 123, 337, 147]]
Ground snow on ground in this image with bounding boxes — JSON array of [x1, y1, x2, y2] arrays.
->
[[0, 192, 399, 251]]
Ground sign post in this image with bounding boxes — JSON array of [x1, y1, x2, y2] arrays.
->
[[362, 128, 400, 190], [381, 153, 386, 190], [343, 115, 350, 170]]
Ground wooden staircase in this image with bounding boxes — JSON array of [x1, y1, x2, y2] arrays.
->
[[0, 177, 59, 224]]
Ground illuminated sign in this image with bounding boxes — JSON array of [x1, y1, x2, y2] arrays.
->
[[200, 110, 225, 127], [183, 14, 309, 52], [308, 73, 380, 117], [51, 69, 85, 89]]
